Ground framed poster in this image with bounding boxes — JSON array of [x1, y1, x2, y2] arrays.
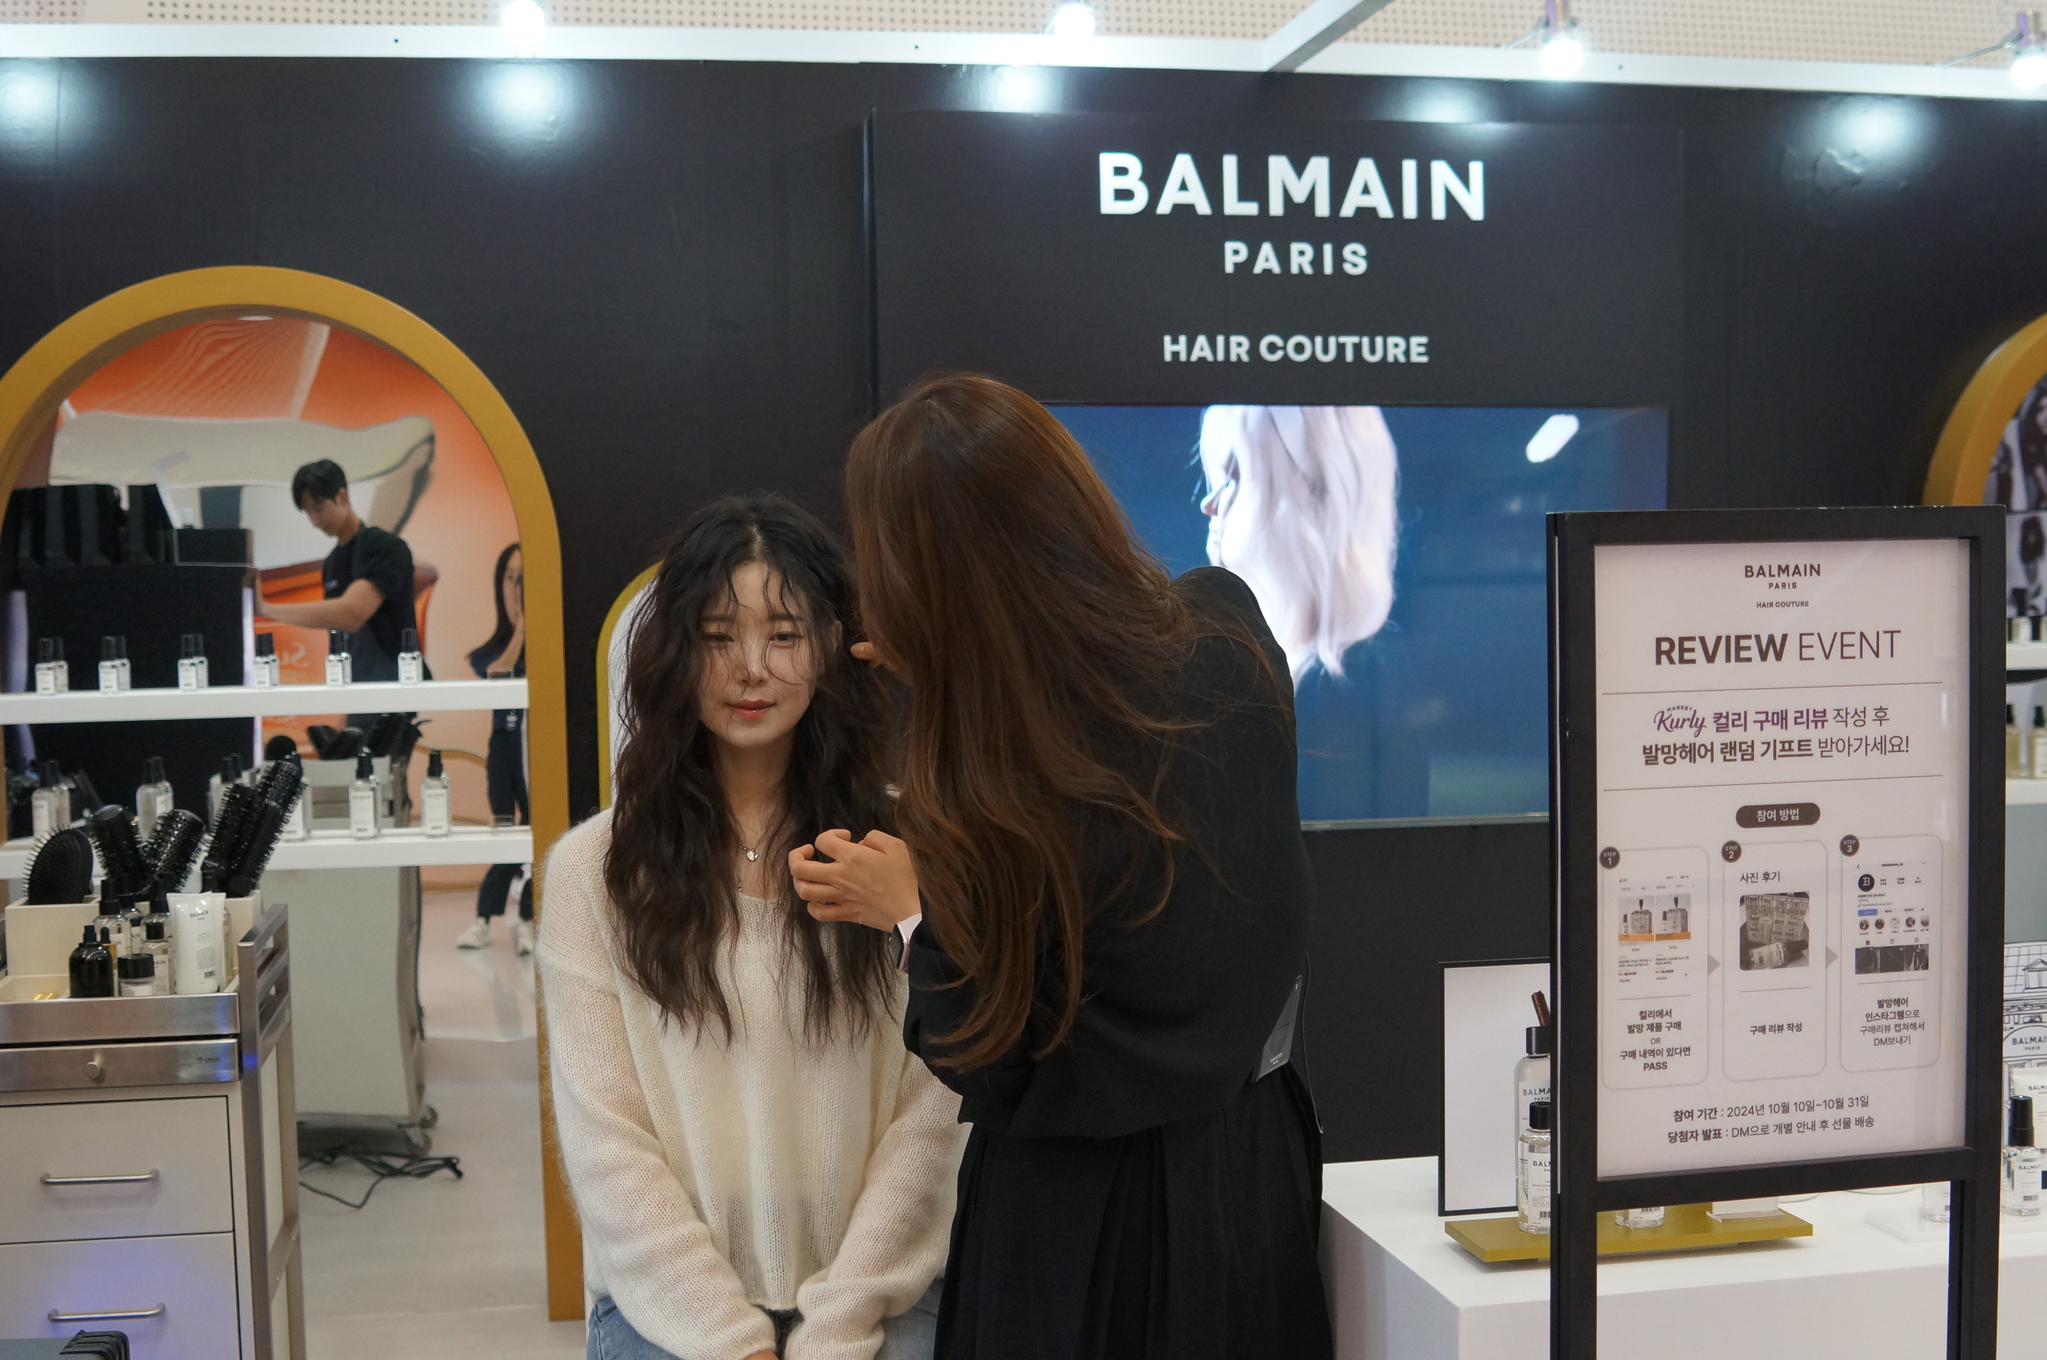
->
[[1548, 507, 2004, 1359]]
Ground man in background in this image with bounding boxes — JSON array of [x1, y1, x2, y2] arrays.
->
[[256, 459, 425, 681]]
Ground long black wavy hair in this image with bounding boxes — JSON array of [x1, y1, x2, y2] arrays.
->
[[468, 542, 522, 677], [603, 494, 897, 1040]]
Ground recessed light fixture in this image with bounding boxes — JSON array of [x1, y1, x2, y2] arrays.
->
[[1942, 9, 2047, 89], [1048, 2, 1096, 40], [1509, 0, 1585, 79], [502, 0, 546, 56]]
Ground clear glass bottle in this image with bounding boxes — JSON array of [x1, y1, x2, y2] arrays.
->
[[92, 881, 128, 958], [136, 756, 174, 841], [1518, 1100, 1553, 1235], [421, 749, 451, 837], [1616, 1206, 1666, 1229], [30, 761, 65, 840], [98, 635, 130, 692], [2011, 703, 2026, 778], [350, 752, 380, 839], [2006, 1096, 2042, 1217], [177, 633, 209, 691], [251, 632, 281, 688], [1922, 1181, 1951, 1224], [140, 914, 173, 988], [326, 630, 352, 686], [397, 627, 425, 685], [1516, 1025, 1551, 1136], [34, 636, 68, 694]]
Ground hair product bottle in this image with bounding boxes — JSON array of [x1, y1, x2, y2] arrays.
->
[[1518, 1100, 1552, 1234], [1616, 1206, 1665, 1229], [34, 637, 68, 694], [177, 634, 209, 690], [397, 627, 425, 685], [2006, 1096, 2043, 1217], [118, 952, 164, 998], [98, 635, 130, 693], [2032, 708, 2047, 782], [136, 757, 174, 841], [68, 925, 113, 998], [141, 914, 173, 988], [326, 630, 352, 686], [421, 749, 451, 837], [30, 762, 67, 840], [251, 632, 281, 689], [1516, 1025, 1552, 1136], [2010, 703, 2025, 778], [167, 892, 223, 995], [350, 752, 380, 840]]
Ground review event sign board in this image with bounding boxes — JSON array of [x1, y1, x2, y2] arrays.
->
[[1592, 539, 1970, 1177]]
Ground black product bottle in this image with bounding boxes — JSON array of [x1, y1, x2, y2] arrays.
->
[[68, 925, 114, 998]]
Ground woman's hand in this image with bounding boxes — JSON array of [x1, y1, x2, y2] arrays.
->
[[790, 829, 920, 933]]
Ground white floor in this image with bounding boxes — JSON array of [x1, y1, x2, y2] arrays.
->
[[298, 889, 585, 1359]]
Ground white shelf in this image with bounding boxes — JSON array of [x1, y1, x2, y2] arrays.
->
[[2011, 642, 2047, 671], [0, 677, 526, 725], [0, 826, 532, 879], [2013, 779, 2047, 806]]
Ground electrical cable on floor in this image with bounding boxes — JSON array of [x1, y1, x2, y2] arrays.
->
[[299, 1145, 464, 1210]]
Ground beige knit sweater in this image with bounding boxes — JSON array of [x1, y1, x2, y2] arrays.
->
[[538, 811, 965, 1360]]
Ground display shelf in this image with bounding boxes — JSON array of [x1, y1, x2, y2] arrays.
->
[[2011, 641, 2047, 671], [0, 677, 526, 725], [0, 825, 533, 879], [2011, 779, 2047, 806]]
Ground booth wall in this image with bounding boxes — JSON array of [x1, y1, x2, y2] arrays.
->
[[0, 57, 2040, 1160]]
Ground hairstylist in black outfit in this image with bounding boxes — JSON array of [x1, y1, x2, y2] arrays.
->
[[458, 544, 533, 954], [258, 459, 428, 730], [793, 375, 1332, 1360]]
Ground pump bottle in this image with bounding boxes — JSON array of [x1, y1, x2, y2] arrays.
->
[[34, 637, 67, 694], [136, 757, 174, 841], [420, 749, 451, 837], [1518, 1100, 1552, 1234], [98, 635, 130, 692], [2006, 1096, 2043, 1217], [397, 627, 425, 685], [326, 630, 352, 686], [251, 633, 281, 689], [350, 752, 380, 839]]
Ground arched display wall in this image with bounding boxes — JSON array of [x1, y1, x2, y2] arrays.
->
[[1924, 312, 2047, 507], [0, 265, 584, 1316], [595, 565, 657, 811]]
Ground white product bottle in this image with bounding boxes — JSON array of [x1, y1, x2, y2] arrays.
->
[[30, 761, 66, 839], [136, 756, 174, 841], [34, 637, 67, 694], [420, 749, 451, 837], [251, 633, 281, 688], [326, 630, 352, 686], [397, 627, 425, 685], [99, 635, 130, 692], [1518, 1101, 1552, 1235], [167, 891, 224, 995], [2006, 1096, 2043, 1217], [177, 634, 209, 691], [1516, 1026, 1552, 1136], [350, 752, 380, 839]]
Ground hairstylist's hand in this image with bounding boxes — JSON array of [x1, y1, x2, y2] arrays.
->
[[791, 829, 920, 933]]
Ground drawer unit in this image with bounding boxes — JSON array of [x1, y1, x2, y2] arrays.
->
[[0, 1038, 236, 1094], [0, 1095, 233, 1245], [0, 1231, 239, 1360]]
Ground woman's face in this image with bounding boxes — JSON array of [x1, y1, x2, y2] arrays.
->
[[695, 561, 819, 757], [502, 548, 524, 620], [1200, 434, 1281, 605]]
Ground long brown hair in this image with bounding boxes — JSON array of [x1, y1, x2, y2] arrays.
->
[[604, 493, 896, 1041], [845, 374, 1249, 1071]]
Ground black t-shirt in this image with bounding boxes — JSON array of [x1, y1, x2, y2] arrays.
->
[[323, 525, 419, 683]]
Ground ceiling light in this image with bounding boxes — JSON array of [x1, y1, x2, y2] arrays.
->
[[501, 0, 546, 55], [1527, 414, 1580, 464], [1537, 0, 1584, 79], [2014, 12, 2047, 87], [1048, 2, 1096, 40]]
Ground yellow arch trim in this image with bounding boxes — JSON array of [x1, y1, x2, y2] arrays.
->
[[1924, 313, 2047, 505], [595, 564, 659, 810], [0, 266, 584, 1318]]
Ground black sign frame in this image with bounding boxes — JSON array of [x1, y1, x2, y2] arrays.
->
[[1547, 506, 2004, 1360]]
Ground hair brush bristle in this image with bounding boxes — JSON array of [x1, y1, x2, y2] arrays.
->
[[225, 798, 288, 897], [145, 809, 205, 895], [25, 826, 94, 904], [203, 785, 260, 892], [84, 806, 150, 897]]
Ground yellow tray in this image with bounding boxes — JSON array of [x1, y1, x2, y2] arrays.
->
[[1445, 1203, 1812, 1262]]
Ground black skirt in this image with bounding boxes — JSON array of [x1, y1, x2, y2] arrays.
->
[[934, 1065, 1332, 1360]]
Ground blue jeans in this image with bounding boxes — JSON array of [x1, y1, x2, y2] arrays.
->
[[589, 1278, 943, 1360]]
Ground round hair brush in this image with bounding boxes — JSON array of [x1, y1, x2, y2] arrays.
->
[[84, 805, 151, 898], [145, 808, 205, 896]]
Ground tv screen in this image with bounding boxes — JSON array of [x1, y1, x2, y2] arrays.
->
[[1052, 404, 1669, 823]]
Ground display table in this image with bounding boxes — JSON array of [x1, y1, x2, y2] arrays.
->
[[1320, 1158, 2047, 1360]]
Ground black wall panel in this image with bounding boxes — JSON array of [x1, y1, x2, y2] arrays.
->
[[0, 56, 2039, 1159]]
